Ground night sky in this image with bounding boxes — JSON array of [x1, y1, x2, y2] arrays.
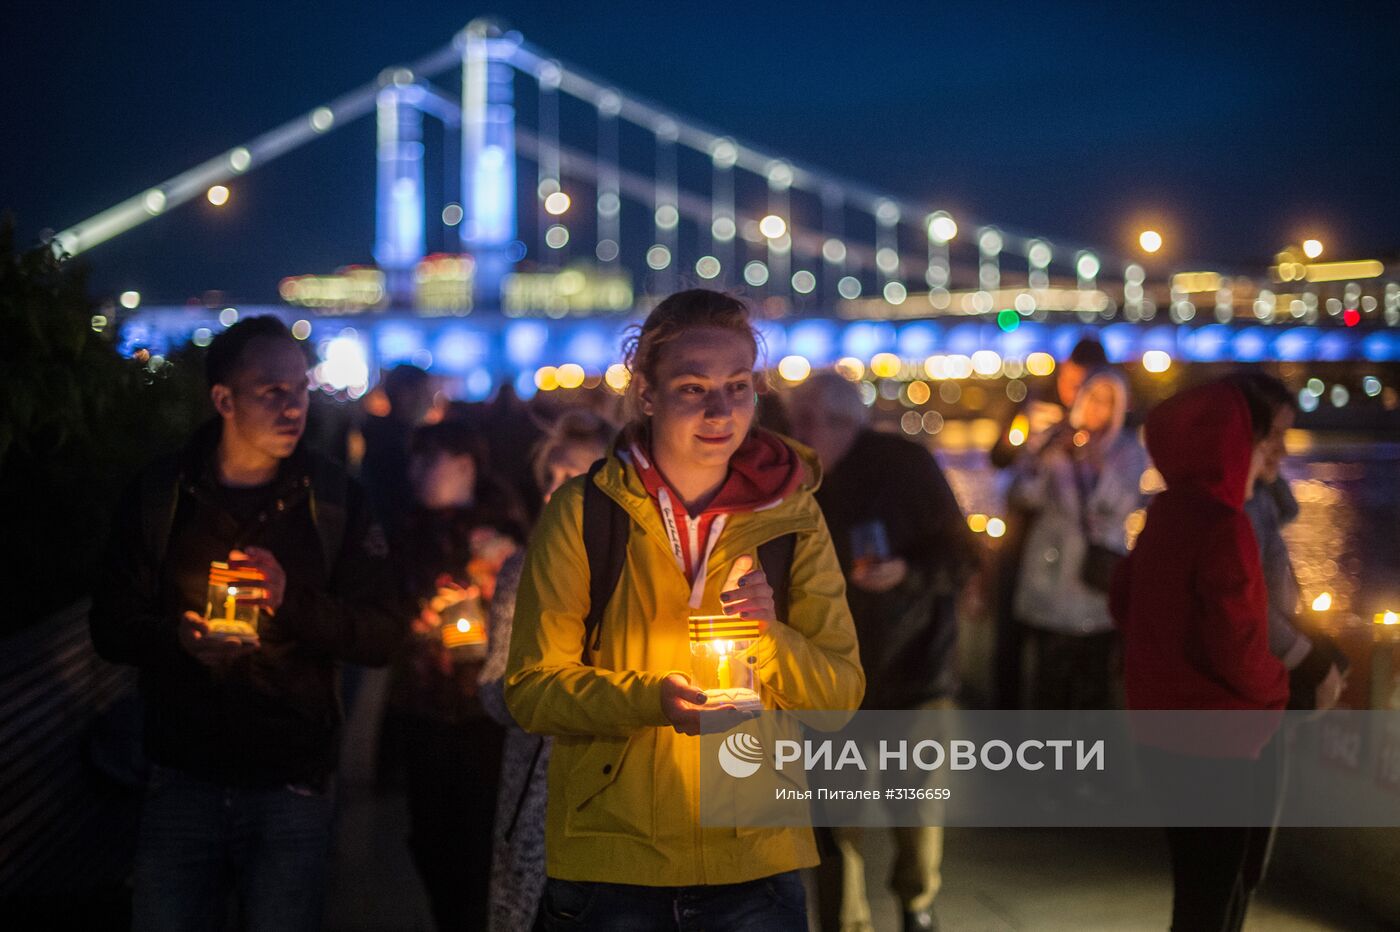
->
[[3, 0, 1397, 304]]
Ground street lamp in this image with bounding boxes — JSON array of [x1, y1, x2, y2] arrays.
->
[[1138, 229, 1163, 254], [1302, 238, 1323, 259]]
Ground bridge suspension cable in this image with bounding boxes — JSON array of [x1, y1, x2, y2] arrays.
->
[[51, 41, 463, 257], [53, 17, 1130, 306]]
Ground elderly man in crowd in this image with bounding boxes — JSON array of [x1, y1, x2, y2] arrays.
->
[[790, 373, 978, 932]]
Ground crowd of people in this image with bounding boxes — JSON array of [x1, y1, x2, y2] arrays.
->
[[87, 288, 1345, 932]]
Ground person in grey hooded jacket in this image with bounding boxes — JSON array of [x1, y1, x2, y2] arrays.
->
[[1011, 368, 1146, 710]]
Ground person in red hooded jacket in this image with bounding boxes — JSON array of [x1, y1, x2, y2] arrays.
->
[[1110, 378, 1287, 932]]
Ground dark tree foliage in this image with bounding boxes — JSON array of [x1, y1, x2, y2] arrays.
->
[[0, 217, 208, 626]]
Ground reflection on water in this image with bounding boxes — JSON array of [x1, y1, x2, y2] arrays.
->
[[1284, 442, 1400, 621], [1289, 475, 1353, 612], [930, 427, 1400, 622]]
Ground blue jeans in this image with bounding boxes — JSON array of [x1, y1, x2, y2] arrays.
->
[[539, 871, 808, 931], [132, 765, 334, 932]]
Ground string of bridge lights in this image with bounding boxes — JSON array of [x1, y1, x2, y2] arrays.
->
[[505, 35, 1141, 319], [503, 37, 1394, 331], [58, 21, 1397, 336]]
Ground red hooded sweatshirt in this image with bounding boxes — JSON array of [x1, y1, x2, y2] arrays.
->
[[622, 426, 803, 607], [1111, 382, 1287, 729]]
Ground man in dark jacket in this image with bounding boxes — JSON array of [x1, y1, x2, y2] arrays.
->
[[791, 372, 977, 932], [89, 316, 407, 932]]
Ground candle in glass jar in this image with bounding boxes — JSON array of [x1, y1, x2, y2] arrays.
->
[[688, 615, 762, 712], [205, 561, 265, 639]]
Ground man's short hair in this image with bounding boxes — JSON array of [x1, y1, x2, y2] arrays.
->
[[410, 420, 489, 473], [383, 364, 431, 407], [205, 316, 297, 389], [1067, 337, 1108, 370], [789, 371, 869, 428]]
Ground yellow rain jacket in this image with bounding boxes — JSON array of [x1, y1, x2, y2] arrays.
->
[[505, 436, 864, 886]]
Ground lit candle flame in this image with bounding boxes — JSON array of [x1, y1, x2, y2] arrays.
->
[[1312, 592, 1332, 612]]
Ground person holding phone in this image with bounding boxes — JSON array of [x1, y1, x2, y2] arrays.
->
[[789, 372, 978, 932], [1010, 368, 1146, 712], [987, 337, 1109, 709], [504, 290, 864, 930]]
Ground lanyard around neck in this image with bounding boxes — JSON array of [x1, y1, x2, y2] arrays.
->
[[656, 487, 729, 609]]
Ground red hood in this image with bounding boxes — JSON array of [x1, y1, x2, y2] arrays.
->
[[624, 424, 803, 515], [1145, 381, 1254, 511]]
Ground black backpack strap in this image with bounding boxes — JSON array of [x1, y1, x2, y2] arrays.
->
[[306, 454, 350, 574], [581, 459, 628, 658], [139, 455, 184, 571], [756, 532, 798, 624]]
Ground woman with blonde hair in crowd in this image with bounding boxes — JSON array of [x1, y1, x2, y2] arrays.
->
[[504, 288, 864, 929]]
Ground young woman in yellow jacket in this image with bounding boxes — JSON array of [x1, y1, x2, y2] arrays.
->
[[505, 289, 865, 929]]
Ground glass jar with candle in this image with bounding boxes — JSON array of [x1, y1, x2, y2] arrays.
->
[[204, 561, 265, 640], [438, 589, 489, 660], [688, 614, 763, 712]]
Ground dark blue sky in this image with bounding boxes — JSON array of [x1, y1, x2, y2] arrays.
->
[[3, 0, 1397, 303]]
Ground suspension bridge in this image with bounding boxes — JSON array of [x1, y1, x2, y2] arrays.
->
[[59, 18, 1400, 401]]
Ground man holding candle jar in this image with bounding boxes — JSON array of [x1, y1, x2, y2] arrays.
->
[[789, 372, 979, 932], [89, 316, 407, 932]]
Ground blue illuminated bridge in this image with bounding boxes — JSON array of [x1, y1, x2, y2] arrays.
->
[[59, 18, 1400, 401]]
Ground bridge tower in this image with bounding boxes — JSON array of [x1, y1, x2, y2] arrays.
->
[[374, 79, 426, 306], [461, 18, 517, 311]]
